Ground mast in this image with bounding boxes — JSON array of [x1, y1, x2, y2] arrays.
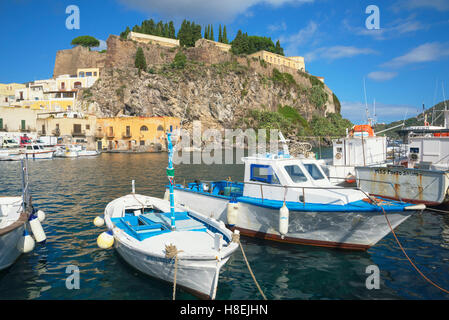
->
[[166, 131, 176, 230]]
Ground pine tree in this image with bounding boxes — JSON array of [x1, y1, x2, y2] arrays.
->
[[134, 47, 146, 76]]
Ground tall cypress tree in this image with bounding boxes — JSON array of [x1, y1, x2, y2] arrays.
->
[[168, 21, 176, 38], [218, 24, 222, 43], [210, 25, 214, 41], [222, 25, 228, 44]]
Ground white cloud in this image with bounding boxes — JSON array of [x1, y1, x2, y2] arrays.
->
[[92, 39, 107, 52], [341, 101, 414, 123], [305, 46, 377, 62], [367, 71, 398, 81], [118, 0, 314, 23], [268, 21, 287, 33], [382, 42, 449, 68], [278, 21, 319, 55], [394, 0, 449, 12], [343, 15, 428, 41]]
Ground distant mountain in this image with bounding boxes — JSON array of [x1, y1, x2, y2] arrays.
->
[[373, 100, 449, 138]]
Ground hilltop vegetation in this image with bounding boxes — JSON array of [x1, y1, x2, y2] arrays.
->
[[373, 100, 449, 138]]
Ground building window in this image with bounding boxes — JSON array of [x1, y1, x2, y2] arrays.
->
[[73, 124, 82, 134], [79, 72, 85, 77], [140, 125, 148, 131], [140, 140, 145, 146], [74, 81, 82, 89], [94, 72, 97, 76], [157, 125, 164, 131], [61, 82, 65, 90], [0, 118, 3, 130], [21, 120, 26, 130], [42, 125, 46, 135], [86, 72, 92, 77], [86, 124, 90, 130]]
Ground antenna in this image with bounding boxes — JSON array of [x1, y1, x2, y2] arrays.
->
[[363, 78, 369, 123]]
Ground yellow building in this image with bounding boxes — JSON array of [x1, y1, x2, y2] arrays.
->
[[127, 31, 180, 48], [249, 50, 305, 71], [0, 83, 26, 105], [77, 68, 100, 78], [96, 116, 180, 152], [0, 106, 40, 132]]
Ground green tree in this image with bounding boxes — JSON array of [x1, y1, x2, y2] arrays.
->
[[222, 25, 228, 44], [71, 35, 100, 48], [120, 26, 131, 39], [210, 25, 214, 41], [134, 47, 147, 75], [171, 51, 187, 69], [218, 24, 222, 43], [178, 20, 202, 47]]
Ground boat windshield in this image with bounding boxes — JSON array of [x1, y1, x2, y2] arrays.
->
[[303, 163, 325, 180], [284, 165, 307, 183]]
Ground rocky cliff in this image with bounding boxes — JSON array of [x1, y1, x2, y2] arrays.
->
[[56, 35, 338, 131]]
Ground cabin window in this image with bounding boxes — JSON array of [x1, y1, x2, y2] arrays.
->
[[303, 164, 325, 180], [250, 164, 279, 184], [284, 165, 307, 183], [410, 147, 419, 153]]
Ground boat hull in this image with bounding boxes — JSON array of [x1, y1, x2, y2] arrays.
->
[[356, 166, 449, 206], [0, 212, 27, 270], [172, 188, 413, 250], [114, 237, 228, 299]]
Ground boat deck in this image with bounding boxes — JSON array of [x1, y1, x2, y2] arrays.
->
[[111, 211, 208, 241]]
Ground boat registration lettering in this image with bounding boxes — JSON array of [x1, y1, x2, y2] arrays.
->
[[374, 168, 421, 177]]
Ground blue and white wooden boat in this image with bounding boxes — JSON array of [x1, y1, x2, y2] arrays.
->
[[98, 132, 238, 299], [167, 136, 426, 250]]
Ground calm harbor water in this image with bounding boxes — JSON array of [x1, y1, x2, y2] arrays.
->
[[0, 152, 448, 300]]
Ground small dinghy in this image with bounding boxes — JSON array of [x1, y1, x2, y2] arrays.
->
[[96, 132, 238, 299]]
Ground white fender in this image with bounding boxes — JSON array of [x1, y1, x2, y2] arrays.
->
[[17, 230, 35, 253], [226, 201, 239, 226], [29, 214, 46, 243], [279, 203, 289, 237]]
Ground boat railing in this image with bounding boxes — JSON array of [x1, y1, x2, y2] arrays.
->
[[194, 178, 400, 205]]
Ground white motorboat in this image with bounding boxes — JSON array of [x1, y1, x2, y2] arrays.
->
[[0, 160, 47, 270], [54, 145, 79, 158], [75, 146, 100, 157], [96, 132, 238, 299], [167, 133, 425, 250], [21, 144, 54, 159]]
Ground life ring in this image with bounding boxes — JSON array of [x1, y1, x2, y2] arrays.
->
[[335, 153, 342, 160]]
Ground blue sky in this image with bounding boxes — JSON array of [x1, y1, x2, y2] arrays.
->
[[1, 0, 449, 124]]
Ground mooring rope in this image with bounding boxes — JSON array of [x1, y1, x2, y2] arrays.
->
[[379, 205, 449, 295], [232, 233, 267, 300], [424, 207, 449, 214], [165, 244, 184, 300]]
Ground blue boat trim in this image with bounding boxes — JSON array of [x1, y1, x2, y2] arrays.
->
[[172, 183, 410, 212]]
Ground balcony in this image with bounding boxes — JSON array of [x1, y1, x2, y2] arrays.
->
[[95, 130, 105, 139], [0, 125, 8, 132], [72, 130, 86, 137], [122, 131, 132, 139], [106, 131, 114, 138], [19, 126, 31, 133]]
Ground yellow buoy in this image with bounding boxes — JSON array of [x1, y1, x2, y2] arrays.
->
[[93, 216, 105, 227], [97, 230, 114, 249]]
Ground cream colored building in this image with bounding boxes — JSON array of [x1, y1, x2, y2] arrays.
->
[[249, 50, 305, 71], [127, 31, 179, 48], [194, 38, 231, 52], [0, 106, 40, 132], [0, 83, 25, 106]]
